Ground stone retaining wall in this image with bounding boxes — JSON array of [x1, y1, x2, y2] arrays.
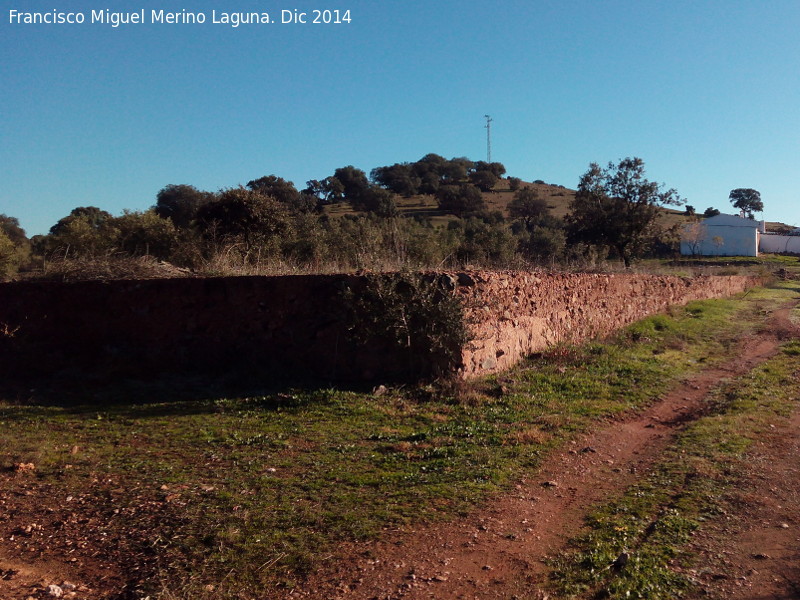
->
[[455, 272, 759, 377], [0, 272, 761, 383]]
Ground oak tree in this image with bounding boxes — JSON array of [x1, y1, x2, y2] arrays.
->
[[729, 188, 763, 219], [566, 157, 682, 268], [508, 187, 550, 227], [154, 184, 214, 229]]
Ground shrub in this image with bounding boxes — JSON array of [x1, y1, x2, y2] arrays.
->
[[0, 230, 18, 278], [342, 272, 471, 379], [436, 184, 486, 217]]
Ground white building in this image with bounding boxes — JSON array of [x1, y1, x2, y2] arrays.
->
[[680, 213, 765, 257]]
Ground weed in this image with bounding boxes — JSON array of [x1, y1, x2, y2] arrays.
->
[[782, 340, 800, 355], [341, 271, 471, 379]]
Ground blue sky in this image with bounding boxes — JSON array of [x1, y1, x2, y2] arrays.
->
[[2, 0, 798, 236]]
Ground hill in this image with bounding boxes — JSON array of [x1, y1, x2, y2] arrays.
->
[[324, 176, 690, 229]]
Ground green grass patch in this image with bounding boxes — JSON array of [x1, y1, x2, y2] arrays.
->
[[639, 253, 800, 278], [0, 283, 795, 598]]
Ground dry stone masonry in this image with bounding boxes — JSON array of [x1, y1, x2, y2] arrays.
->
[[0, 272, 761, 382], [454, 271, 759, 377]]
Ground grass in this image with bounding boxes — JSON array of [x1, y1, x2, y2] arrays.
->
[[548, 292, 800, 599], [634, 252, 800, 278], [0, 283, 796, 598]]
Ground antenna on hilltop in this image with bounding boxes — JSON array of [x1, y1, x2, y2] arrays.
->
[[484, 114, 493, 162]]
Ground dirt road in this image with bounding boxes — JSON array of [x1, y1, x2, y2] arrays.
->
[[293, 305, 800, 600]]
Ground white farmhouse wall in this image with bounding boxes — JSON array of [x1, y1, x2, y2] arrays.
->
[[760, 234, 800, 254], [680, 214, 761, 257], [680, 225, 759, 256]]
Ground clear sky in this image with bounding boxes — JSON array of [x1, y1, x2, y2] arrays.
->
[[2, 0, 798, 236]]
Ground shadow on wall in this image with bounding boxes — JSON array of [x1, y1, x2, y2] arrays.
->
[[0, 272, 763, 395], [0, 273, 467, 390]]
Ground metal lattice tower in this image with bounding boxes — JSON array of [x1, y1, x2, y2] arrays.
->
[[484, 114, 493, 162]]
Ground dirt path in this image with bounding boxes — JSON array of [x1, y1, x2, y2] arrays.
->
[[293, 306, 799, 600], [0, 498, 126, 600], [685, 410, 800, 600], [0, 556, 93, 600]]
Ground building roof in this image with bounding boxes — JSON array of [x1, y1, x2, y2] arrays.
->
[[703, 213, 762, 228]]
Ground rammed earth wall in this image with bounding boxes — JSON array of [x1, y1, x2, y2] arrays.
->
[[0, 272, 761, 382]]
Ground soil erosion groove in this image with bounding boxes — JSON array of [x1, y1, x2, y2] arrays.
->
[[296, 301, 799, 600]]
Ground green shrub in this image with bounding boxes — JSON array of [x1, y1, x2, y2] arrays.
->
[[342, 272, 471, 379]]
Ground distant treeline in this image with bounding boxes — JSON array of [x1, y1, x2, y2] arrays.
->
[[0, 154, 685, 279]]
